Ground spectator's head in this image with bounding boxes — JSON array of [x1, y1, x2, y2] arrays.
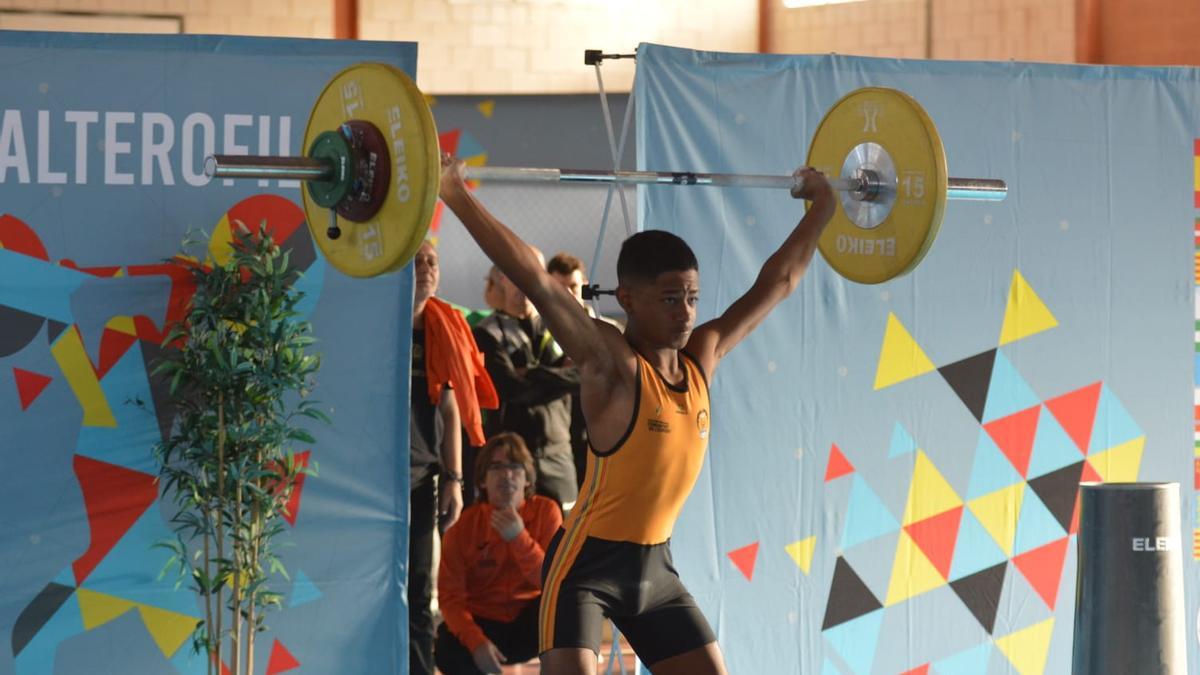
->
[[615, 230, 700, 350], [490, 246, 545, 318], [475, 432, 537, 508], [413, 240, 439, 308], [547, 252, 586, 305], [484, 266, 504, 311]]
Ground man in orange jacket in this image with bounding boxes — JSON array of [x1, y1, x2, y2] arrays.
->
[[436, 432, 562, 674], [410, 239, 498, 675]]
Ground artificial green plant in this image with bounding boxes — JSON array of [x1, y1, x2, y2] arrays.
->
[[152, 224, 327, 675]]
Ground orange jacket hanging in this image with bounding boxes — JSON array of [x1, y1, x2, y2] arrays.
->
[[422, 296, 498, 446]]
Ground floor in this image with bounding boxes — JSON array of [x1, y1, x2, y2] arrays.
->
[[436, 638, 640, 674]]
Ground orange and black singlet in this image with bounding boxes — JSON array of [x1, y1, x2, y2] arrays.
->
[[539, 350, 717, 662], [563, 349, 710, 545]]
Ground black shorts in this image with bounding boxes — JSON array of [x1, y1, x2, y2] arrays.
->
[[539, 528, 716, 666]]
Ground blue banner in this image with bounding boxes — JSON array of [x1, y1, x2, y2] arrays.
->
[[0, 32, 414, 674]]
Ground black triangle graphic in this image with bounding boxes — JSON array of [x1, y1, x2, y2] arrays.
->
[[822, 556, 883, 631], [1028, 461, 1085, 532], [46, 320, 68, 344], [12, 582, 75, 656], [938, 349, 998, 422], [949, 562, 1006, 634], [0, 305, 44, 358]]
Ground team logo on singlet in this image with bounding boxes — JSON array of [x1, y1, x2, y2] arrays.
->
[[696, 409, 710, 439]]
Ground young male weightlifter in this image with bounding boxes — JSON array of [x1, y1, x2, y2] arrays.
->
[[438, 154, 835, 675]]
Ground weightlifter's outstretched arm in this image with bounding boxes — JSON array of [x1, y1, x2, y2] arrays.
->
[[438, 155, 617, 374], [687, 167, 836, 376]]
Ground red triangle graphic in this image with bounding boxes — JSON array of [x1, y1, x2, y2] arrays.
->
[[71, 456, 158, 585], [1045, 382, 1102, 454], [727, 542, 760, 581], [439, 129, 462, 155], [266, 638, 301, 674], [132, 315, 164, 344], [1069, 492, 1081, 535], [269, 451, 312, 527], [227, 194, 305, 247], [429, 200, 446, 236], [211, 652, 231, 675], [900, 665, 930, 675], [824, 443, 855, 482], [1012, 537, 1070, 609], [96, 328, 139, 379], [983, 405, 1041, 477], [13, 367, 52, 410], [903, 506, 964, 580], [0, 213, 50, 259]]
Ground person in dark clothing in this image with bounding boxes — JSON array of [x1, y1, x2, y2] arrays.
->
[[546, 252, 622, 489], [409, 241, 465, 675], [473, 262, 580, 510]]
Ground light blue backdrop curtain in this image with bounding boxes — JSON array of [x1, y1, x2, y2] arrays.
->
[[636, 43, 1196, 674]]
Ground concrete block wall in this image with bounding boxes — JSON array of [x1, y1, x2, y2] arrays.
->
[[930, 0, 1074, 62], [0, 0, 335, 39], [357, 0, 760, 94], [768, 0, 928, 59], [0, 0, 759, 92], [1089, 0, 1200, 66], [766, 0, 1075, 64], [2, 0, 1080, 94]]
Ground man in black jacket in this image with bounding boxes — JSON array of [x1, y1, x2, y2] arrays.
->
[[473, 260, 579, 510]]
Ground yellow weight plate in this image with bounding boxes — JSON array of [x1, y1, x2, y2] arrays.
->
[[807, 87, 948, 284], [302, 63, 440, 278]]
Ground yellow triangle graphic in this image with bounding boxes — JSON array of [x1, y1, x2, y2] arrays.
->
[[999, 270, 1058, 346], [207, 215, 236, 267], [996, 618, 1055, 675], [1090, 437, 1145, 482], [902, 451, 964, 525], [465, 153, 489, 167], [106, 315, 137, 336], [967, 482, 1025, 557], [885, 530, 946, 605], [137, 603, 199, 657], [51, 326, 117, 427], [785, 536, 817, 575], [873, 313, 936, 390], [77, 588, 138, 630], [476, 99, 496, 119]]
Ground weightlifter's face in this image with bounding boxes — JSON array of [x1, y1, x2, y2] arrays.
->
[[626, 269, 699, 349]]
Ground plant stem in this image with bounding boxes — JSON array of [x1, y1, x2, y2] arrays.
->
[[215, 393, 226, 673], [231, 476, 243, 675], [203, 532, 215, 675], [246, 444, 265, 675]]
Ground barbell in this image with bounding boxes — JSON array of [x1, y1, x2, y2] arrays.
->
[[204, 63, 1007, 284]]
